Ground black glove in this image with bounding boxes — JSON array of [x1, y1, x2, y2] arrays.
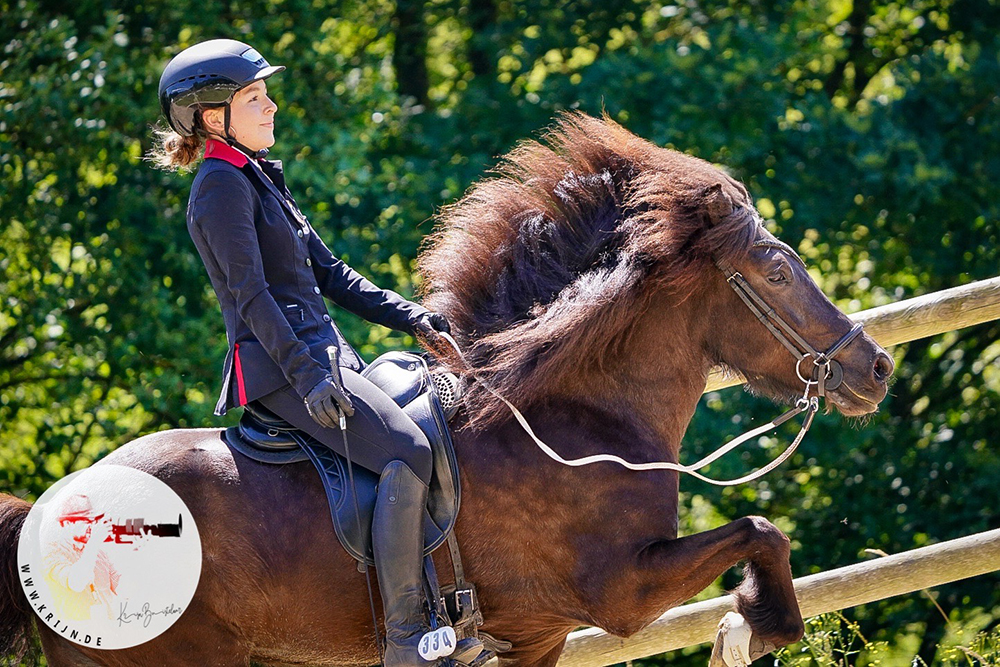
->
[[304, 373, 355, 429], [413, 312, 451, 338]]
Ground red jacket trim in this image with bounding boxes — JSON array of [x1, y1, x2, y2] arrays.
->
[[233, 343, 248, 406], [204, 139, 249, 168]]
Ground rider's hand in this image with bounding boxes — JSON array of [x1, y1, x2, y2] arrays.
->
[[304, 374, 354, 428], [414, 312, 451, 338]]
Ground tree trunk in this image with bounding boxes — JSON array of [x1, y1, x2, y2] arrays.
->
[[823, 0, 873, 102], [393, 0, 430, 106], [466, 0, 497, 81]]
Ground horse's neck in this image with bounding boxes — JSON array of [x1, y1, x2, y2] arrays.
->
[[603, 289, 717, 450], [451, 393, 685, 561], [453, 285, 716, 493], [453, 376, 701, 483], [579, 340, 710, 459], [452, 315, 712, 470], [613, 364, 709, 450]]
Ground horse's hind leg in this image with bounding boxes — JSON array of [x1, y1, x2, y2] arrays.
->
[[635, 516, 804, 650]]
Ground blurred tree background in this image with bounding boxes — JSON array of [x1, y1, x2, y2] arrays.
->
[[1, 0, 998, 664]]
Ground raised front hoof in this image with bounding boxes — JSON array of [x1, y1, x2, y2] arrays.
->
[[708, 612, 778, 667]]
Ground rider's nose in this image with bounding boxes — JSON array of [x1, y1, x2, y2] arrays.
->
[[873, 351, 894, 383]]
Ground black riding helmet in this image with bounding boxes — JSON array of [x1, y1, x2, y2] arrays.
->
[[158, 39, 284, 146]]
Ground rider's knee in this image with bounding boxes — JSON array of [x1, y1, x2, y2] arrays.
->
[[399, 429, 433, 484]]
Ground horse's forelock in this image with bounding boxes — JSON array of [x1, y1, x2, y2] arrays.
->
[[419, 113, 759, 429], [623, 170, 759, 294]]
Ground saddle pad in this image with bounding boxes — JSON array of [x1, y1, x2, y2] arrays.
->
[[223, 351, 461, 566]]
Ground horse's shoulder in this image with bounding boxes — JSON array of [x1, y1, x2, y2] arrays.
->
[[98, 427, 238, 484]]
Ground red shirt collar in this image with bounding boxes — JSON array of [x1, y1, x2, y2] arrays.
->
[[204, 139, 249, 167]]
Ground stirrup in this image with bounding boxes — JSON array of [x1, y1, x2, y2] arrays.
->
[[416, 628, 484, 663], [450, 636, 485, 665], [413, 628, 484, 665]]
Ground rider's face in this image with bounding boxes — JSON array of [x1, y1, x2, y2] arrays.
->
[[204, 80, 278, 152]]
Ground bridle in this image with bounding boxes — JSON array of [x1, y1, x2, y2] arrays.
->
[[436, 240, 866, 486], [716, 239, 865, 401]]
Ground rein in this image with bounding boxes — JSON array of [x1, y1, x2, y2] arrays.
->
[[436, 254, 864, 487]]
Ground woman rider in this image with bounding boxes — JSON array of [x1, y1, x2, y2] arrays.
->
[[153, 39, 462, 666]]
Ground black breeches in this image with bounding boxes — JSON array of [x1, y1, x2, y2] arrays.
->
[[256, 368, 434, 485]]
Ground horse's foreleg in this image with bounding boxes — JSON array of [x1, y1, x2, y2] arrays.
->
[[634, 516, 803, 649]]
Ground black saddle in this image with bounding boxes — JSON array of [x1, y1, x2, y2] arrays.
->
[[224, 351, 463, 566]]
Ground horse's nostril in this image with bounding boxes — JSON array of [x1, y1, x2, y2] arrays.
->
[[873, 352, 894, 382]]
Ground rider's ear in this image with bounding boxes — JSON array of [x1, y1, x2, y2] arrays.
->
[[201, 107, 225, 135], [702, 183, 734, 226]]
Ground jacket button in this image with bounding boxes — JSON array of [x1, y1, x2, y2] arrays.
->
[[297, 229, 304, 238], [323, 314, 331, 322], [305, 258, 312, 267], [313, 286, 321, 294]]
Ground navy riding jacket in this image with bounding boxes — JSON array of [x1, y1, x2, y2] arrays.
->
[[186, 139, 429, 416]]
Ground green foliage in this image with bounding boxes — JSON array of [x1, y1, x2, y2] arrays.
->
[[772, 612, 1000, 666], [776, 614, 895, 666], [2, 0, 998, 663], [636, 611, 1000, 666]]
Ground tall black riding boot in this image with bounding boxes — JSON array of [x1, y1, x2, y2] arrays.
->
[[374, 460, 438, 667]]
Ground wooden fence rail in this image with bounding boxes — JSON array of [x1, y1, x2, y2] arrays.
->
[[705, 275, 1000, 393], [558, 528, 1000, 666]]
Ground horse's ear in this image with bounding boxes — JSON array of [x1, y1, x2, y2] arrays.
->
[[703, 183, 734, 226]]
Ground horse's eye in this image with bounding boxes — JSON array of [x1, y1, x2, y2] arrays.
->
[[767, 269, 789, 284]]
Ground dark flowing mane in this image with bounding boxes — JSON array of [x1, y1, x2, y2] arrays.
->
[[418, 113, 761, 429]]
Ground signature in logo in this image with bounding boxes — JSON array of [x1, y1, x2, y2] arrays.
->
[[117, 601, 183, 628]]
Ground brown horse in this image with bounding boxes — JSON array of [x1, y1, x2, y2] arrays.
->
[[1, 113, 892, 666]]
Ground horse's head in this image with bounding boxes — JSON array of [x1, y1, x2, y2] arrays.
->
[[697, 184, 893, 416]]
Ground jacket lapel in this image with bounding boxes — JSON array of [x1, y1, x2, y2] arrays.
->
[[244, 159, 309, 229]]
